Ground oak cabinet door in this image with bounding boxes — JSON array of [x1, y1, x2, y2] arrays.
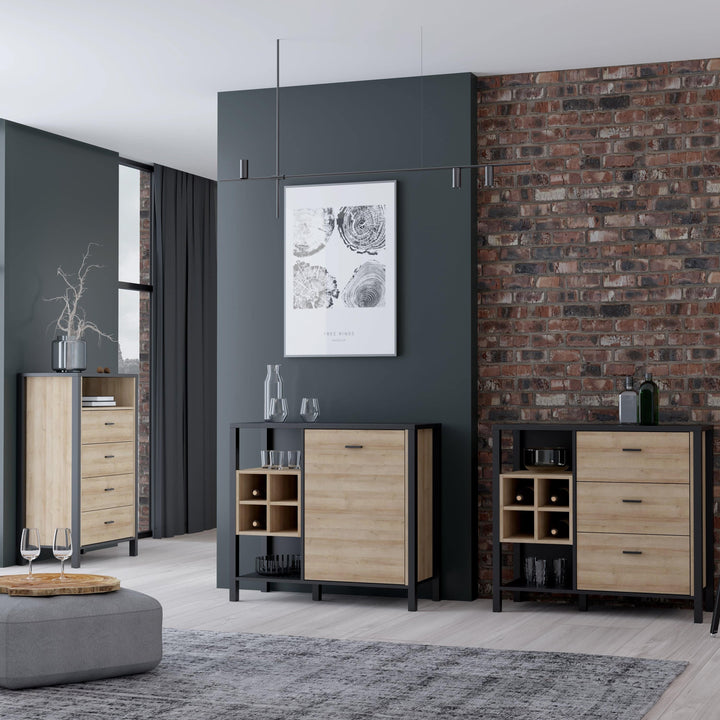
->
[[303, 429, 407, 585]]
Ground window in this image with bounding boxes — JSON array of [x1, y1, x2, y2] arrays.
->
[[118, 162, 152, 534]]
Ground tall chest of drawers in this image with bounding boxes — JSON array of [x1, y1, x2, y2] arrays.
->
[[20, 373, 139, 567], [492, 424, 713, 622]]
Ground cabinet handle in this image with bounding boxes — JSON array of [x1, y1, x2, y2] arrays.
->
[[345, 445, 363, 449], [104, 455, 115, 459], [104, 422, 115, 426], [622, 499, 642, 503], [104, 520, 115, 525], [622, 550, 642, 555], [622, 448, 642, 452], [104, 487, 115, 492]]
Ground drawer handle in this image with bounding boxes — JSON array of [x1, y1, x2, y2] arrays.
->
[[622, 448, 642, 452], [104, 487, 115, 492], [104, 455, 115, 459], [622, 499, 642, 503], [622, 550, 643, 555], [104, 422, 115, 426], [345, 445, 364, 449], [104, 520, 115, 525]]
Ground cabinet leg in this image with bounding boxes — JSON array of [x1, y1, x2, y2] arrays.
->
[[71, 547, 81, 569], [694, 596, 704, 624], [432, 577, 440, 602], [312, 584, 322, 602], [493, 588, 502, 613], [230, 582, 239, 602], [711, 581, 720, 634], [578, 594, 588, 612], [129, 539, 138, 557], [408, 586, 418, 612]]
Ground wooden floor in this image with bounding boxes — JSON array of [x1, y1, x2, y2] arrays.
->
[[9, 530, 720, 719]]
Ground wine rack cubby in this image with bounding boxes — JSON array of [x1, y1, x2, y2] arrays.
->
[[236, 468, 300, 537], [499, 471, 573, 545]]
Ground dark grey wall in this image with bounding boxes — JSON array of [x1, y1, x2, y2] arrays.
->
[[1, 122, 119, 564], [216, 74, 478, 600]]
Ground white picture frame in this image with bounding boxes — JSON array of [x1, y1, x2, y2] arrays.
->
[[284, 181, 397, 357]]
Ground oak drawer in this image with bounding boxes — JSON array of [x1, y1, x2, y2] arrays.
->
[[577, 482, 689, 536], [81, 442, 135, 478], [81, 505, 135, 546], [81, 474, 135, 512], [81, 409, 134, 444], [577, 532, 690, 595], [576, 431, 690, 484]]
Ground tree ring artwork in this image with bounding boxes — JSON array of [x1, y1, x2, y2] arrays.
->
[[285, 181, 396, 357]]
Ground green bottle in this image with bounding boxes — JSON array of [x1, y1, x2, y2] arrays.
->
[[639, 372, 659, 425]]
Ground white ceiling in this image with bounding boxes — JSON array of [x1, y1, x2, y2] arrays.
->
[[1, 0, 719, 180]]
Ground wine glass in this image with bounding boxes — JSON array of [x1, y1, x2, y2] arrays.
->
[[269, 397, 288, 423], [20, 528, 40, 580], [53, 528, 72, 581], [300, 397, 320, 422]]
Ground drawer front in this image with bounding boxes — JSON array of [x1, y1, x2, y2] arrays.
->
[[303, 429, 406, 585], [577, 532, 690, 595], [577, 482, 689, 535], [576, 431, 690, 484], [81, 442, 135, 478], [81, 409, 134, 444], [81, 474, 135, 512], [81, 505, 135, 546]]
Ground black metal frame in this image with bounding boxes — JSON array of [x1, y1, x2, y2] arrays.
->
[[492, 422, 714, 624], [229, 422, 441, 611]]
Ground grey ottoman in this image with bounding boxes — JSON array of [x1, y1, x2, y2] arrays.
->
[[0, 587, 162, 689]]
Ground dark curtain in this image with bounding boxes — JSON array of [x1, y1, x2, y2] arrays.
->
[[151, 165, 217, 537]]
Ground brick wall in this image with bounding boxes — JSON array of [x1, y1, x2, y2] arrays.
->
[[477, 58, 720, 597]]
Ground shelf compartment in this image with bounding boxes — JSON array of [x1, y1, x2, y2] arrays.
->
[[237, 504, 267, 534], [537, 510, 572, 544], [268, 473, 299, 503], [268, 505, 300, 536], [501, 509, 534, 542], [237, 471, 267, 501]]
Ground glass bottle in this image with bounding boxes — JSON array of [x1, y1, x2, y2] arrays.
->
[[639, 372, 659, 426], [263, 364, 283, 421], [618, 376, 638, 424]]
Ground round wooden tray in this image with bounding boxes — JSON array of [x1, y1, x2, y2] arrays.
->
[[0, 573, 120, 597]]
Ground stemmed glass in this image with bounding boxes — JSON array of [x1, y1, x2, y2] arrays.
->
[[20, 528, 40, 580], [53, 528, 72, 581], [300, 398, 320, 422]]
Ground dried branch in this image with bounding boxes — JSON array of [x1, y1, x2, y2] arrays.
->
[[46, 243, 114, 342]]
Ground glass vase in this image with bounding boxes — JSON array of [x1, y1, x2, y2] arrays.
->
[[263, 364, 283, 421]]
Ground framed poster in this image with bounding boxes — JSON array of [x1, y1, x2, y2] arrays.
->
[[284, 181, 397, 357]]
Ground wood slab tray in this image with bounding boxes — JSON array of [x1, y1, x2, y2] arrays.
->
[[0, 573, 120, 597]]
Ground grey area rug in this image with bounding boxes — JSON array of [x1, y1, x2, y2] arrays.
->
[[0, 628, 685, 720]]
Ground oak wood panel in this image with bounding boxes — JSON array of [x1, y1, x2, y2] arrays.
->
[[81, 474, 135, 512], [81, 408, 134, 444], [576, 532, 690, 595], [24, 376, 74, 546], [81, 441, 135, 478], [576, 431, 690, 484], [81, 505, 135, 546], [304, 429, 406, 585], [417, 428, 433, 582], [576, 481, 690, 535]]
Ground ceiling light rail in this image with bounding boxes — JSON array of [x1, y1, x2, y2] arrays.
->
[[222, 162, 523, 187]]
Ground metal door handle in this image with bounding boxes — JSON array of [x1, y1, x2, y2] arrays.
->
[[345, 445, 363, 449], [104, 520, 115, 525], [622, 499, 642, 503], [104, 422, 115, 426], [622, 550, 642, 555], [104, 455, 115, 459], [622, 448, 642, 452], [104, 487, 115, 492]]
